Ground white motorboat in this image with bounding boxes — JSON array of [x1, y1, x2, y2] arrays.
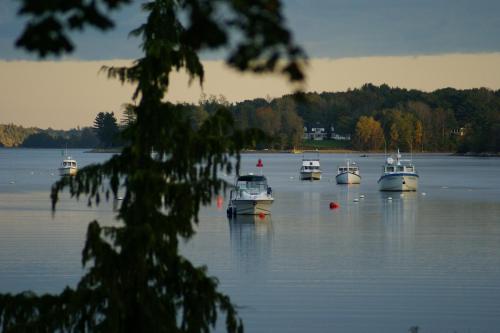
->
[[378, 150, 418, 191], [227, 174, 274, 216], [59, 155, 78, 176], [336, 160, 361, 184], [299, 155, 321, 180]]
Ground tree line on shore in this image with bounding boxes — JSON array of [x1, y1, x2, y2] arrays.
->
[[195, 84, 500, 152], [0, 112, 121, 148], [239, 84, 500, 152], [1, 84, 499, 152]]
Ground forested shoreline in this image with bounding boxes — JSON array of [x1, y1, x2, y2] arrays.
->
[[1, 84, 499, 152], [0, 125, 99, 148]]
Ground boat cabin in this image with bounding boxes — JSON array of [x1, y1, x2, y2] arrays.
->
[[61, 160, 77, 168], [236, 175, 269, 193], [338, 166, 359, 174], [301, 159, 321, 171], [383, 164, 415, 173]]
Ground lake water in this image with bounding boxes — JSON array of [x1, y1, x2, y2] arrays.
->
[[1, 148, 500, 333]]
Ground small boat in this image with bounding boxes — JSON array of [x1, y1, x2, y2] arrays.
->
[[378, 150, 418, 191], [59, 154, 78, 176], [336, 160, 361, 184], [227, 174, 274, 216], [299, 155, 322, 180]]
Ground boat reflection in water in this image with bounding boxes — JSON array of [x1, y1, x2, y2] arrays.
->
[[379, 191, 419, 237], [334, 184, 362, 222], [228, 215, 273, 272]]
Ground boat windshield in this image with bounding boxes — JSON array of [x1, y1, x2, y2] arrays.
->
[[385, 165, 415, 173], [236, 175, 268, 192], [339, 165, 358, 173], [238, 180, 267, 191]]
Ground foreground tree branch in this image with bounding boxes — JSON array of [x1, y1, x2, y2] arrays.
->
[[1, 1, 305, 332]]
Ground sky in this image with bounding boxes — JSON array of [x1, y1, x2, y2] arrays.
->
[[1, 0, 500, 128]]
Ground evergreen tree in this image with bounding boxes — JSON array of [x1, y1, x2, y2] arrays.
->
[[0, 0, 305, 332], [93, 112, 120, 147], [120, 104, 137, 128]]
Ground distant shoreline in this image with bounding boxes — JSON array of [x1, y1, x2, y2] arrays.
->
[[452, 152, 500, 157], [1, 147, 498, 157], [241, 149, 459, 155], [85, 148, 122, 153]]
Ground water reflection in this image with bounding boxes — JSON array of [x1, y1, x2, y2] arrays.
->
[[379, 191, 418, 227], [334, 184, 362, 222], [379, 192, 419, 257], [228, 215, 273, 273]]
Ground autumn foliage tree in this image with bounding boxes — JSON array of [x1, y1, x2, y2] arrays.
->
[[354, 116, 385, 151]]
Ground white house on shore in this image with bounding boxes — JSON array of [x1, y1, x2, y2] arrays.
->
[[303, 125, 351, 141], [303, 126, 327, 140], [331, 133, 351, 141], [451, 127, 466, 137]]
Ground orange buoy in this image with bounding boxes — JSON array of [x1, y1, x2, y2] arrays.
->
[[216, 195, 223, 209], [329, 202, 340, 209]]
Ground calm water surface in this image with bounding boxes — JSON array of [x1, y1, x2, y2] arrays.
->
[[1, 148, 500, 333]]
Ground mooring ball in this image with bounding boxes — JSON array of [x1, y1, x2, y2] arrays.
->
[[329, 202, 339, 209]]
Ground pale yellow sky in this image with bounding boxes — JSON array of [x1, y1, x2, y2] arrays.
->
[[1, 53, 500, 129]]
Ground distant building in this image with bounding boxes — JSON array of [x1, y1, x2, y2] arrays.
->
[[303, 126, 327, 140], [331, 133, 351, 141], [328, 124, 351, 140], [451, 127, 465, 136], [303, 124, 351, 141]]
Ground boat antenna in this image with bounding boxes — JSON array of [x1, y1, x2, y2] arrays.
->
[[410, 142, 413, 163], [384, 138, 387, 160]]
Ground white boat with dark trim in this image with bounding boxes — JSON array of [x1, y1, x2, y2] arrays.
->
[[59, 155, 78, 176], [227, 174, 274, 216], [336, 160, 361, 184], [378, 150, 418, 191], [299, 156, 321, 180]]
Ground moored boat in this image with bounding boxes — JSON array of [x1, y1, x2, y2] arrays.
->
[[299, 155, 321, 180], [336, 160, 361, 184], [378, 150, 418, 191], [227, 174, 274, 216], [59, 154, 78, 176]]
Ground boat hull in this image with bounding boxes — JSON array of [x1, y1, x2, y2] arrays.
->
[[230, 199, 274, 215], [378, 173, 418, 191], [336, 172, 361, 184], [300, 171, 321, 181], [59, 167, 77, 176]]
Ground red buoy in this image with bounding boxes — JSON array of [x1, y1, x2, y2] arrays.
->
[[216, 195, 223, 209], [256, 159, 263, 168], [258, 212, 265, 219], [329, 202, 340, 209]]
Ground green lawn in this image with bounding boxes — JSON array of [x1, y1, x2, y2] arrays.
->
[[301, 139, 352, 150]]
